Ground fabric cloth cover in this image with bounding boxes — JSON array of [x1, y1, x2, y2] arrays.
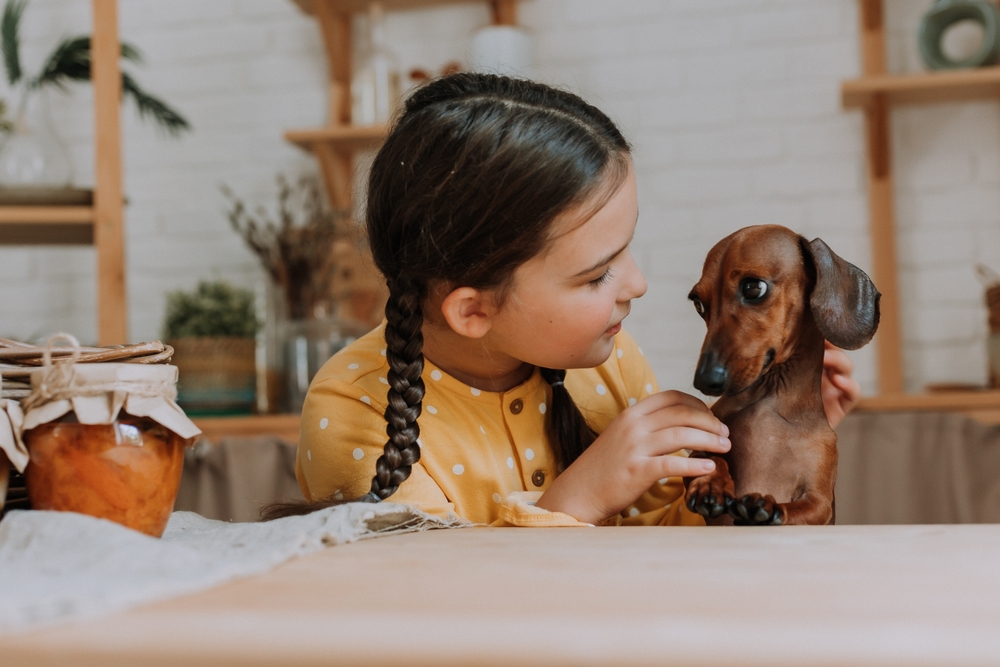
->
[[0, 503, 467, 635]]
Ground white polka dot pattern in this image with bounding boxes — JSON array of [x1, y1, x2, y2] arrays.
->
[[348, 363, 360, 370], [628, 398, 637, 407], [307, 450, 312, 461], [538, 403, 546, 414], [480, 425, 486, 434], [452, 464, 465, 475], [379, 376, 388, 384], [507, 457, 514, 469], [471, 387, 481, 396], [658, 478, 669, 485], [628, 507, 640, 517], [352, 448, 364, 460], [525, 448, 535, 461], [617, 348, 624, 359], [319, 417, 329, 429], [380, 349, 386, 356], [431, 370, 442, 381], [596, 384, 607, 395], [360, 396, 371, 405], [645, 383, 653, 394], [426, 405, 438, 414], [493, 493, 503, 503]]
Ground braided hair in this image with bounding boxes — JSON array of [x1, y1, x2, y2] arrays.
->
[[262, 73, 629, 520]]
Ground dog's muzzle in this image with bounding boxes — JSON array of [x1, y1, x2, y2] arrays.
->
[[694, 350, 728, 396]]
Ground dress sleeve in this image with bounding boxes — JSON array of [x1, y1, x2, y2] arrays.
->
[[296, 376, 457, 519]]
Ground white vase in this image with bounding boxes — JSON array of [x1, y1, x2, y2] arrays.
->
[[468, 25, 534, 78], [0, 87, 73, 188]]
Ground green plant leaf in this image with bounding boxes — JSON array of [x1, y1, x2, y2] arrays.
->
[[1, 0, 27, 86], [121, 72, 191, 136], [33, 35, 90, 88], [164, 281, 260, 340], [34, 35, 190, 136]]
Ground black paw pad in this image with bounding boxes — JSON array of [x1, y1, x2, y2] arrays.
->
[[729, 494, 782, 526], [687, 492, 731, 519]]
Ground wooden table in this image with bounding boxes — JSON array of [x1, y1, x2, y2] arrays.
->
[[3, 525, 999, 666]]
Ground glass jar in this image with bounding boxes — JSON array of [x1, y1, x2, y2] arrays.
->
[[24, 415, 190, 537], [17, 334, 202, 537]]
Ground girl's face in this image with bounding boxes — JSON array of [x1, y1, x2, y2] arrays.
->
[[487, 162, 646, 370]]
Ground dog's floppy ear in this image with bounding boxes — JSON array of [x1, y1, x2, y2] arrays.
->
[[802, 237, 881, 350]]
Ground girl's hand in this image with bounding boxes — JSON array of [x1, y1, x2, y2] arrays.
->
[[534, 390, 731, 524], [822, 341, 861, 429]]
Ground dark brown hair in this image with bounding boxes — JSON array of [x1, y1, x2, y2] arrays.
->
[[262, 73, 631, 519]]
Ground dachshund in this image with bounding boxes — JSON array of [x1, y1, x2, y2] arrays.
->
[[684, 225, 880, 525]]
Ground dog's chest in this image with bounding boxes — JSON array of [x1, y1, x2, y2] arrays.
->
[[724, 406, 823, 503]]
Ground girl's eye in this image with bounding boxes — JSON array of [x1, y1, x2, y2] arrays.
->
[[740, 278, 768, 301], [589, 267, 613, 287]]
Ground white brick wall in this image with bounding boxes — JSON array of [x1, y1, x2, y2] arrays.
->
[[1, 0, 996, 398]]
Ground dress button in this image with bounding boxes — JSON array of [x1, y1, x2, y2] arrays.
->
[[510, 398, 524, 415], [531, 470, 545, 487]]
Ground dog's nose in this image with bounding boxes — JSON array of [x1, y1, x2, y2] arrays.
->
[[694, 351, 728, 396]]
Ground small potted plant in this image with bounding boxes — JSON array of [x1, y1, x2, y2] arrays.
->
[[164, 281, 259, 416]]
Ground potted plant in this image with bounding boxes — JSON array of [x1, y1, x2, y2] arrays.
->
[[164, 281, 259, 416]]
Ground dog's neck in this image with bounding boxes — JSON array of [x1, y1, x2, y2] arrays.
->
[[720, 315, 827, 420]]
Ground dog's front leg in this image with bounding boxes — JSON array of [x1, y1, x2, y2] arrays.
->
[[684, 453, 735, 521]]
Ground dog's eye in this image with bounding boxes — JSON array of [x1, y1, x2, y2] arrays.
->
[[689, 296, 705, 316], [740, 278, 768, 301]]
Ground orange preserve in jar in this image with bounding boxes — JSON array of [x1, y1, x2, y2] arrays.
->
[[25, 416, 190, 537], [19, 336, 201, 537]]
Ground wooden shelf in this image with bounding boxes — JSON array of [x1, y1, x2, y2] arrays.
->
[[858, 389, 1000, 411], [284, 124, 388, 152], [842, 65, 1000, 109], [192, 414, 301, 444], [0, 206, 94, 223], [0, 206, 95, 244], [293, 0, 480, 14]]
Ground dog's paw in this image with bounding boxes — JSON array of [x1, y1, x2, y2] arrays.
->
[[685, 475, 734, 519], [729, 493, 783, 526]]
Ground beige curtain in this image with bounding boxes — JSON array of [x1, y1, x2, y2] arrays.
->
[[836, 411, 1000, 524], [174, 436, 302, 523]]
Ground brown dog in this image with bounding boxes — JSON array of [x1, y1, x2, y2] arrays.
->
[[684, 225, 880, 525]]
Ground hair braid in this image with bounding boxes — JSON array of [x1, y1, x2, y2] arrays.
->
[[370, 278, 426, 500], [539, 368, 597, 468]]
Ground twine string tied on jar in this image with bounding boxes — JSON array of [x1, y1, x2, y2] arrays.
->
[[22, 333, 178, 414]]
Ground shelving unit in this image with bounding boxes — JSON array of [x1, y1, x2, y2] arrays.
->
[[842, 0, 1000, 417], [0, 0, 127, 346], [287, 0, 517, 211]]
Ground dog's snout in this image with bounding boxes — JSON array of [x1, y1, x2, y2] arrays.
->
[[694, 351, 728, 396]]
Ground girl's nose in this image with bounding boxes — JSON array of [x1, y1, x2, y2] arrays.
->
[[621, 251, 647, 301]]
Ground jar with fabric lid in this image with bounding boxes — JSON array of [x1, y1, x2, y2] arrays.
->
[[18, 335, 202, 537]]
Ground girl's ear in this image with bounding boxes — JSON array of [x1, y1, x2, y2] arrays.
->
[[439, 286, 496, 339]]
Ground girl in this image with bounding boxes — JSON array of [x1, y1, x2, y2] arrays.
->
[[278, 73, 860, 527]]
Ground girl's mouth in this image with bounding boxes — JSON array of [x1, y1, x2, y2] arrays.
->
[[605, 322, 622, 336]]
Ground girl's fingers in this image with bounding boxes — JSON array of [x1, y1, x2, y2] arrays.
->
[[823, 346, 854, 375], [634, 390, 711, 416], [644, 403, 728, 437], [653, 453, 716, 479], [648, 426, 731, 457]]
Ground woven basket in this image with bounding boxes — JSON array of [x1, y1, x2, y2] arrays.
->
[[169, 337, 256, 416]]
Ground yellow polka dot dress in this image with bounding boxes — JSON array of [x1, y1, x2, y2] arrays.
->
[[297, 325, 704, 527]]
